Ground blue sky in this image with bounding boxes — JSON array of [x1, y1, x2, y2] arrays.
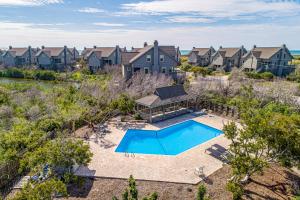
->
[[0, 0, 300, 49]]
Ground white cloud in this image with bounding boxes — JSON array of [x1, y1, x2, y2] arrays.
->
[[78, 7, 105, 13], [93, 22, 125, 27], [122, 0, 300, 18], [0, 21, 300, 50], [164, 16, 215, 23], [0, 0, 63, 6]]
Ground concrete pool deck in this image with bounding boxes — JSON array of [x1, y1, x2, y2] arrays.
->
[[75, 114, 234, 184]]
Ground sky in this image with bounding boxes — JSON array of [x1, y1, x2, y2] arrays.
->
[[0, 0, 300, 50]]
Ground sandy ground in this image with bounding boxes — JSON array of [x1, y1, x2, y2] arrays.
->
[[66, 164, 300, 200]]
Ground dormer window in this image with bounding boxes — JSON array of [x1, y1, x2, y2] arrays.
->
[[144, 67, 149, 74], [146, 55, 151, 62], [160, 55, 165, 62], [162, 67, 166, 73]]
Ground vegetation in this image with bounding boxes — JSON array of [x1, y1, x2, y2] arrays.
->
[[197, 184, 210, 200], [245, 71, 274, 80], [223, 86, 300, 198], [112, 175, 158, 200]]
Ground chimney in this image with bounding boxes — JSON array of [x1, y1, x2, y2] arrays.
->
[[153, 40, 159, 72], [253, 45, 257, 49], [193, 47, 195, 49], [124, 47, 127, 52], [84, 47, 86, 50], [63, 46, 67, 67], [144, 42, 148, 47], [281, 44, 286, 48], [93, 45, 97, 49], [115, 45, 120, 64], [9, 46, 12, 49], [219, 46, 222, 49], [42, 46, 45, 49], [131, 46, 134, 51]]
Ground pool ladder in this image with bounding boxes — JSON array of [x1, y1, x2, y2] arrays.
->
[[125, 152, 135, 158]]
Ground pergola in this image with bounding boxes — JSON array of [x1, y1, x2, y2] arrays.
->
[[135, 85, 194, 123]]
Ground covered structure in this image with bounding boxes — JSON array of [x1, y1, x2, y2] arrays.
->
[[135, 85, 194, 123]]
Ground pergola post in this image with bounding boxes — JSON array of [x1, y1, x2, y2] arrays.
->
[[149, 107, 152, 123]]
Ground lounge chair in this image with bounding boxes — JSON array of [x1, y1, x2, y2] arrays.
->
[[194, 166, 204, 177]]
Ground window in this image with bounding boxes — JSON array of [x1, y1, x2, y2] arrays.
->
[[127, 67, 131, 72], [144, 67, 149, 74], [162, 67, 166, 73], [54, 58, 61, 64], [160, 55, 165, 62], [146, 55, 151, 62], [283, 54, 286, 59], [277, 54, 279, 58]]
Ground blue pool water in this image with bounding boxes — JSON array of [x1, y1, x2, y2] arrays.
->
[[115, 120, 223, 155]]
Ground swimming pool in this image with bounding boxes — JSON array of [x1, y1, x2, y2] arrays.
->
[[115, 120, 223, 155]]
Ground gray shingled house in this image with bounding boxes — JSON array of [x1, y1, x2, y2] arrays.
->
[[36, 46, 74, 71], [82, 46, 122, 72], [188, 47, 216, 66], [68, 47, 80, 61], [0, 49, 4, 64], [241, 44, 294, 76], [211, 46, 247, 71], [121, 40, 180, 79], [2, 46, 38, 67]]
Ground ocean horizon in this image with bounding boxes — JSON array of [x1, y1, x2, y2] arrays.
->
[[180, 49, 300, 56]]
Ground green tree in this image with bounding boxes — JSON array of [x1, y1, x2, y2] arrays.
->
[[113, 176, 158, 200], [197, 184, 210, 200], [20, 138, 92, 174], [10, 179, 67, 200]]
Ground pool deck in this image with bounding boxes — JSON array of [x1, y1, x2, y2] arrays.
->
[[75, 114, 235, 184]]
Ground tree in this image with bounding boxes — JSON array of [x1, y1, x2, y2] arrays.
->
[[113, 175, 158, 200], [20, 138, 92, 175], [224, 86, 300, 197], [10, 179, 67, 200], [197, 184, 210, 200]]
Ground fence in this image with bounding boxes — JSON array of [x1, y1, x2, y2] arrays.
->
[[193, 99, 239, 119]]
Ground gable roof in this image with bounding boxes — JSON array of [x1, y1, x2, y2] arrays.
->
[[190, 48, 211, 56], [135, 85, 190, 108], [218, 48, 241, 58], [121, 52, 139, 65], [129, 45, 178, 63], [87, 50, 102, 59], [5, 48, 28, 57], [82, 47, 116, 59], [250, 47, 282, 59], [36, 47, 65, 57]]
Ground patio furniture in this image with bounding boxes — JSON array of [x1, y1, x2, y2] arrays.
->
[[194, 166, 205, 177]]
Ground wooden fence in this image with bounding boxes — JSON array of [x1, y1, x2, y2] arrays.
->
[[193, 99, 239, 119]]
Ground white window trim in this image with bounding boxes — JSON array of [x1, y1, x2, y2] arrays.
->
[[160, 55, 165, 62], [146, 55, 151, 62]]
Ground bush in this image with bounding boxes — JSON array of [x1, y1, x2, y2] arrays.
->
[[134, 113, 143, 120], [180, 62, 192, 72], [226, 182, 244, 200], [190, 66, 211, 77], [197, 184, 207, 200], [1, 68, 25, 78], [34, 70, 57, 81], [245, 71, 274, 81]]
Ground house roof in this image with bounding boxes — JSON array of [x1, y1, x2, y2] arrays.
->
[[251, 47, 282, 59], [191, 48, 211, 56], [87, 50, 102, 59], [121, 52, 139, 65], [135, 85, 191, 108], [82, 47, 116, 59], [129, 45, 178, 63], [6, 48, 28, 57], [218, 48, 241, 58], [36, 47, 65, 57]]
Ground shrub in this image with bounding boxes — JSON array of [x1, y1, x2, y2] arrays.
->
[[3, 68, 25, 78], [245, 71, 274, 80], [197, 184, 207, 200], [226, 182, 244, 200], [34, 70, 57, 81], [190, 66, 210, 77], [260, 72, 274, 80], [180, 62, 192, 72], [134, 113, 143, 120]]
